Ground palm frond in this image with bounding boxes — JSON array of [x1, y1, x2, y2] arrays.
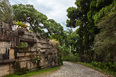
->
[[0, 0, 13, 23]]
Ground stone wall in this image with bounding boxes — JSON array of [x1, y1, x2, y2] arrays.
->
[[0, 41, 15, 76], [0, 64, 11, 77], [0, 42, 11, 60], [0, 23, 58, 76]]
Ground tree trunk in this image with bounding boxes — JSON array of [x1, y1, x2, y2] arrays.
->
[[69, 45, 71, 56]]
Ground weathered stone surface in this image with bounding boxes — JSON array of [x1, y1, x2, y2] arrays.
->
[[30, 62, 37, 69], [17, 53, 25, 57], [0, 42, 10, 48], [20, 62, 26, 68], [9, 49, 15, 59], [9, 64, 14, 74], [27, 62, 31, 69], [0, 64, 9, 77], [0, 28, 13, 41], [0, 22, 10, 30], [18, 57, 31, 61], [0, 59, 15, 64], [37, 43, 52, 49], [0, 24, 58, 76], [0, 47, 6, 54], [39, 56, 45, 67], [37, 39, 49, 44]]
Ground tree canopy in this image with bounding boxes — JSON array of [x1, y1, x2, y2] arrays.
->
[[66, 0, 115, 62], [12, 4, 64, 38]]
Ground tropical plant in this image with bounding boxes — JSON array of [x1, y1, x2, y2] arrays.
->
[[14, 21, 29, 29], [0, 0, 13, 28], [49, 39, 60, 47]]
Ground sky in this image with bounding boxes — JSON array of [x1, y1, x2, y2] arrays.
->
[[9, 0, 77, 31]]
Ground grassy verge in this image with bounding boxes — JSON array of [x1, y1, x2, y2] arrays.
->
[[77, 62, 116, 77], [4, 66, 60, 77]]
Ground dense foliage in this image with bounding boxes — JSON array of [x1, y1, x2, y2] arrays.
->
[[78, 61, 116, 76], [12, 4, 63, 38], [0, 0, 13, 29], [66, 0, 116, 75], [94, 12, 116, 62], [0, 0, 116, 76], [66, 0, 116, 63]]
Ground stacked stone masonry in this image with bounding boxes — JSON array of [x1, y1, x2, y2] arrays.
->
[[0, 22, 58, 76]]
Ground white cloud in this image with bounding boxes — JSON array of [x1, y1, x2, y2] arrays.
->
[[9, 0, 76, 30]]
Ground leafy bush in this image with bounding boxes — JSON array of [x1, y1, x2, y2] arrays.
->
[[91, 61, 116, 72], [62, 54, 80, 62], [93, 11, 116, 62], [58, 56, 63, 66], [78, 62, 116, 77], [19, 42, 28, 48]]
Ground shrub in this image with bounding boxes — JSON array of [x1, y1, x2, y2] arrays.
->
[[91, 61, 116, 72], [62, 54, 80, 62], [58, 56, 63, 66]]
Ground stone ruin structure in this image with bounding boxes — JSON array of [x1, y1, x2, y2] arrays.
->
[[0, 22, 58, 76]]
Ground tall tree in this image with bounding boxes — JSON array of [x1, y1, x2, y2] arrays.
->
[[43, 19, 63, 38], [0, 0, 13, 29], [66, 0, 115, 62], [66, 0, 99, 62], [12, 4, 64, 39], [12, 4, 47, 33], [66, 29, 79, 56]]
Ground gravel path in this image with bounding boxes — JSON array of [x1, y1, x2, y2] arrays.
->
[[32, 61, 107, 77]]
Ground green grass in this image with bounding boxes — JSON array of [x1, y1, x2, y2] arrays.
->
[[4, 67, 60, 77], [77, 62, 116, 77]]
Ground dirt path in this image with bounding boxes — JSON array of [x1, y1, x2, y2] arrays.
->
[[31, 61, 107, 77]]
